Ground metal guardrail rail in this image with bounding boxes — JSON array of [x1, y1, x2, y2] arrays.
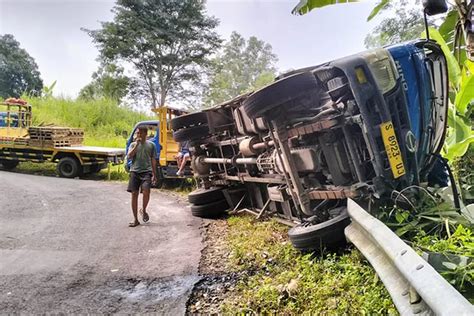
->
[[345, 198, 473, 315]]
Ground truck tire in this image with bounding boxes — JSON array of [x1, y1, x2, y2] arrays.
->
[[57, 157, 82, 178], [188, 187, 225, 205], [288, 207, 350, 252], [171, 112, 208, 131], [243, 72, 321, 120], [173, 125, 210, 142], [0, 160, 19, 170], [190, 199, 229, 218]]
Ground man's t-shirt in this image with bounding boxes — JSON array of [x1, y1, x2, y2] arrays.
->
[[130, 140, 156, 173]]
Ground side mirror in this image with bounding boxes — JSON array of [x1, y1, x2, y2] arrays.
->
[[423, 0, 448, 16]]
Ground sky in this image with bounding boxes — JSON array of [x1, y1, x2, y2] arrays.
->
[[0, 0, 382, 98]]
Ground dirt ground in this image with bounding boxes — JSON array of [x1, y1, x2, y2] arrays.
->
[[186, 218, 241, 313], [0, 171, 202, 314]]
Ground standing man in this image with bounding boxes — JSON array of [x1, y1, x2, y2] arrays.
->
[[127, 126, 157, 227]]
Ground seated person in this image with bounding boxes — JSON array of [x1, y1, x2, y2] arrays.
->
[[176, 140, 190, 176]]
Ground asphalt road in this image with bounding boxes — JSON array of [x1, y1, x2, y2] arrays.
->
[[0, 171, 202, 314]]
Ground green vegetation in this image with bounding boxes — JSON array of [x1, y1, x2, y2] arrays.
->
[[415, 226, 474, 301], [0, 34, 43, 98], [24, 96, 152, 148], [377, 192, 474, 300], [364, 0, 424, 49], [84, 0, 221, 108], [221, 215, 396, 314], [78, 63, 129, 102], [204, 31, 277, 107]]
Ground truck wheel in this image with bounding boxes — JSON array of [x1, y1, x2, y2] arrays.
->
[[288, 207, 350, 252], [243, 72, 321, 120], [190, 199, 229, 218], [173, 125, 210, 142], [0, 160, 19, 170], [171, 112, 208, 131], [57, 157, 82, 178], [188, 187, 225, 205]]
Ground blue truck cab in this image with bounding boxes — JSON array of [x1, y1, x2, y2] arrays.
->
[[266, 39, 449, 198], [329, 39, 448, 194]]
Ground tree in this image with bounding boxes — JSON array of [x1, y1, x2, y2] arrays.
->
[[364, 1, 425, 48], [204, 32, 278, 106], [84, 0, 221, 108], [0, 34, 43, 98], [79, 63, 129, 101]]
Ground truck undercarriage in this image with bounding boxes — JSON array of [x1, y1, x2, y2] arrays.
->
[[172, 39, 448, 251]]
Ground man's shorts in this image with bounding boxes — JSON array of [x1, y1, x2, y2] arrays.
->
[[127, 171, 152, 193], [177, 151, 190, 159]]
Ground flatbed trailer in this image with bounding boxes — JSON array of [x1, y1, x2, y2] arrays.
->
[[0, 142, 125, 178], [0, 100, 125, 178]]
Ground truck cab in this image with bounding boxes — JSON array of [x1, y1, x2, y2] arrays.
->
[[0, 99, 31, 138]]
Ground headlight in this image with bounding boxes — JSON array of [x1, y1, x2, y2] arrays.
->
[[362, 49, 398, 94]]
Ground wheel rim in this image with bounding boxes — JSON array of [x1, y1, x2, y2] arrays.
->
[[62, 163, 73, 175]]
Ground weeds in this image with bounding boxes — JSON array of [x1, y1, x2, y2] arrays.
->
[[15, 161, 129, 182], [414, 225, 474, 299], [221, 215, 396, 314], [376, 185, 474, 300]]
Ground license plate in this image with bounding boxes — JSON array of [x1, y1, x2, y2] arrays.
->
[[380, 121, 405, 179]]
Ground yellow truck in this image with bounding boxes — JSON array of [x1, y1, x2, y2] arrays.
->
[[0, 100, 125, 178]]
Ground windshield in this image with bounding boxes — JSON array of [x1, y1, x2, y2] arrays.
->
[[418, 41, 449, 160]]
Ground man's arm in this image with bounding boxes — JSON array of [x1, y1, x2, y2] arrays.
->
[[127, 141, 139, 159], [151, 156, 157, 182], [151, 142, 157, 182]]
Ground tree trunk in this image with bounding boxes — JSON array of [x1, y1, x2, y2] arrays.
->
[[159, 89, 166, 107]]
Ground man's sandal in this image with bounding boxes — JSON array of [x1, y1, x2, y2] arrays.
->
[[128, 221, 140, 227], [139, 208, 150, 223]]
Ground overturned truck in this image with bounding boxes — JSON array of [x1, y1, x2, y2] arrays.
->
[[172, 39, 448, 251]]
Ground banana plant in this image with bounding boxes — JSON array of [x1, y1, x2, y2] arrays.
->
[[421, 27, 474, 160], [292, 0, 391, 20]]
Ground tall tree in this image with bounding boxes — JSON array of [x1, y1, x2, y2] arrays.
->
[[0, 34, 43, 98], [84, 0, 221, 108], [204, 32, 278, 106], [78, 63, 129, 101], [364, 0, 425, 49]]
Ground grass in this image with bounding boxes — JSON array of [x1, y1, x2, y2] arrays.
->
[[15, 161, 130, 182], [24, 96, 153, 148], [221, 215, 397, 314], [413, 225, 474, 300]]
